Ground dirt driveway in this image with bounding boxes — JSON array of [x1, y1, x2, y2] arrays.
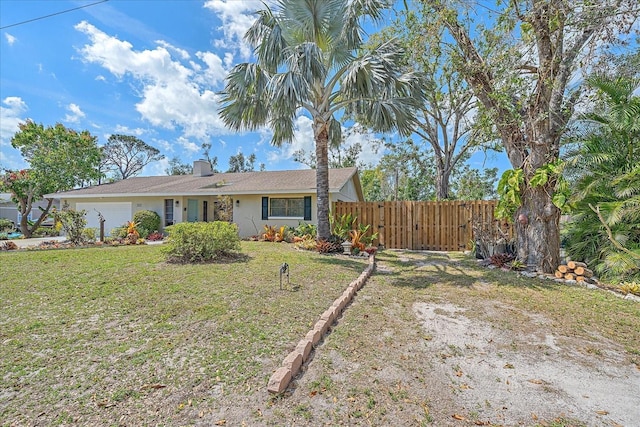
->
[[224, 250, 640, 427]]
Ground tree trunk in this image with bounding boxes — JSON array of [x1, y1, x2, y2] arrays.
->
[[19, 197, 53, 238], [435, 162, 452, 200], [515, 184, 561, 273], [314, 119, 331, 241]]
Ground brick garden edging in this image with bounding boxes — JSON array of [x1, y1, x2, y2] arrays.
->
[[267, 254, 376, 394]]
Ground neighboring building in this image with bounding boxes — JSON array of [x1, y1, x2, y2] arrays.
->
[[46, 161, 363, 238], [0, 193, 60, 228]]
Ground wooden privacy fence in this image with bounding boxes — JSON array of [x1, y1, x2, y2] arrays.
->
[[333, 200, 511, 251]]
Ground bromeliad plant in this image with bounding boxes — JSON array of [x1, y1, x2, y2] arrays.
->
[[261, 225, 293, 242], [262, 225, 277, 242], [275, 226, 291, 243], [125, 221, 140, 244]]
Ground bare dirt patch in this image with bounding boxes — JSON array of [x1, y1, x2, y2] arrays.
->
[[248, 250, 640, 427], [413, 301, 639, 426]]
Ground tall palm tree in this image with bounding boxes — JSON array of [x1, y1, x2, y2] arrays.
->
[[219, 0, 424, 240], [564, 75, 640, 280]]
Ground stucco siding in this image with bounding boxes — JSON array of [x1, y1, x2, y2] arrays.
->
[[233, 194, 318, 238]]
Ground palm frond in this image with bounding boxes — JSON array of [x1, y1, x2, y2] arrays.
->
[[343, 0, 390, 48], [328, 116, 342, 148], [269, 112, 296, 146], [280, 0, 345, 48], [284, 42, 328, 86], [587, 74, 640, 105], [270, 71, 311, 111], [600, 250, 640, 277], [245, 8, 277, 48], [218, 63, 271, 131]]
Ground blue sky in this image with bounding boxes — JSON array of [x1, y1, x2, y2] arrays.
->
[[0, 0, 508, 176]]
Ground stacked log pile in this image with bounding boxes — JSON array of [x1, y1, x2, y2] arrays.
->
[[554, 261, 595, 283]]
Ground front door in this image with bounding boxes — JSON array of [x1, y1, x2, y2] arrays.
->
[[187, 199, 199, 222]]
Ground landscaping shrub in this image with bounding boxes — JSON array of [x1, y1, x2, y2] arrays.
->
[[294, 221, 316, 238], [82, 228, 97, 242], [330, 213, 355, 241], [55, 209, 87, 245], [31, 226, 59, 238], [162, 221, 241, 263], [316, 237, 342, 254], [110, 226, 127, 239], [0, 241, 18, 251], [489, 252, 515, 268], [294, 235, 317, 251], [146, 231, 164, 241], [133, 210, 161, 238], [0, 218, 14, 233]]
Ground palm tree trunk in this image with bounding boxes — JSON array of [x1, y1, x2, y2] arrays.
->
[[314, 120, 331, 240]]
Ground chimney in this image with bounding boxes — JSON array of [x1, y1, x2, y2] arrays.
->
[[193, 160, 213, 177]]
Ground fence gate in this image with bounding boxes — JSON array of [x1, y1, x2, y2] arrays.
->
[[333, 200, 505, 251]]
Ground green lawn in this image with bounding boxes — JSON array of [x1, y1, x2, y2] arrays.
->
[[0, 242, 367, 426]]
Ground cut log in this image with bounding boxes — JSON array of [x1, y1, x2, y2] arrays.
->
[[576, 276, 586, 282], [558, 265, 569, 273], [567, 261, 587, 270], [554, 270, 565, 278], [564, 273, 576, 281], [574, 267, 593, 277]]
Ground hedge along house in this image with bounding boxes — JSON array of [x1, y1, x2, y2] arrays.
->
[[46, 161, 363, 238]]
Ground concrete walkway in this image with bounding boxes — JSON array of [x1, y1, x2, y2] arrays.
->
[[9, 236, 67, 248]]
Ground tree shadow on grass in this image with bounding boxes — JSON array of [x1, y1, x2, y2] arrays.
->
[[165, 253, 253, 265], [312, 254, 372, 273], [375, 251, 480, 289]]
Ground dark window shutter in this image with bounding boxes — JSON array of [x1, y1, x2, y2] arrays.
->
[[262, 197, 269, 220], [304, 196, 312, 221]]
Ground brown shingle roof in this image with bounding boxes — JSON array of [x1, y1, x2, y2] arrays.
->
[[50, 167, 361, 198]]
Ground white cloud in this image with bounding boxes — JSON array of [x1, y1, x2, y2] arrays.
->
[[0, 97, 28, 146], [175, 136, 200, 153], [74, 21, 231, 141], [203, 0, 268, 60], [0, 97, 29, 170], [4, 33, 17, 46], [156, 40, 190, 60], [113, 125, 145, 136], [64, 103, 86, 123], [343, 127, 384, 167], [154, 138, 174, 153], [195, 51, 226, 85]]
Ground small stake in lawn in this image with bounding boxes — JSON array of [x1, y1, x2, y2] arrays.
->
[[279, 263, 289, 290]]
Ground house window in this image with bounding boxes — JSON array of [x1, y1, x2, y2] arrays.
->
[[270, 198, 304, 217], [263, 196, 311, 220], [164, 199, 174, 226]]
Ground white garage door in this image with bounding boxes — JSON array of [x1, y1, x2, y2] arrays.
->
[[77, 202, 132, 236]]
